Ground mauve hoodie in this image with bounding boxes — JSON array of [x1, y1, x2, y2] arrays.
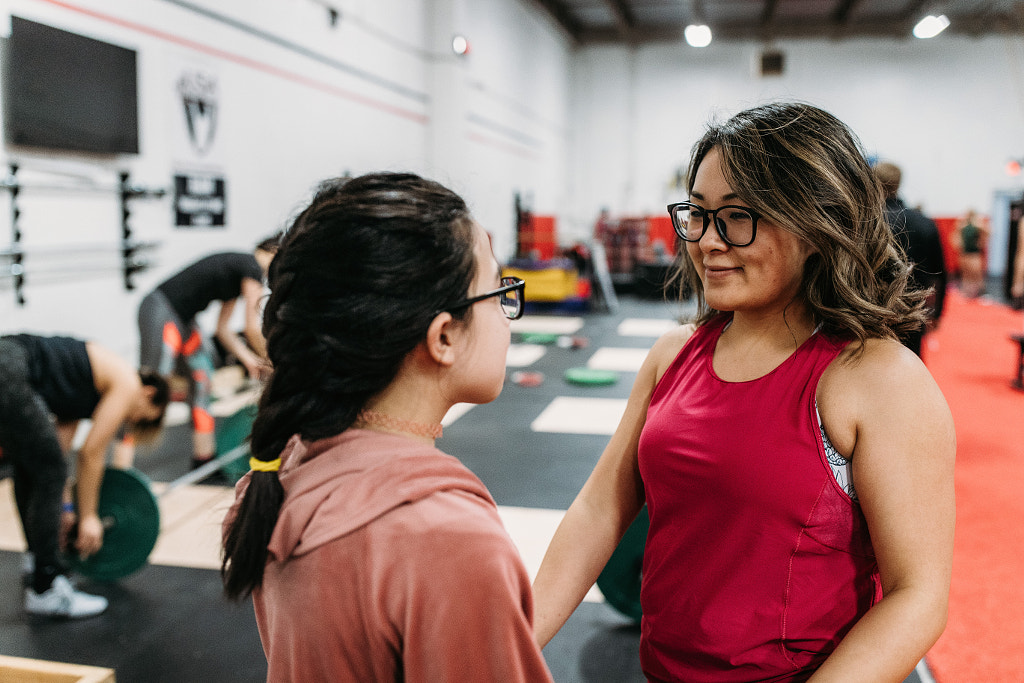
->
[[226, 429, 554, 683]]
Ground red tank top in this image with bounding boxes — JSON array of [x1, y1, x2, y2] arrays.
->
[[637, 315, 880, 682]]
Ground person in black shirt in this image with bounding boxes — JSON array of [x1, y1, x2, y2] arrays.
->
[[137, 237, 278, 468], [875, 162, 947, 358], [0, 334, 168, 618], [1014, 216, 1024, 303], [952, 209, 990, 298]]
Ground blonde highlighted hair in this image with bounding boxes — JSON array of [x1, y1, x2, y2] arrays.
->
[[673, 102, 928, 348]]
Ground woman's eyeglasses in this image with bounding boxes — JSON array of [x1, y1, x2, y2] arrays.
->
[[667, 201, 761, 247], [445, 276, 525, 320]]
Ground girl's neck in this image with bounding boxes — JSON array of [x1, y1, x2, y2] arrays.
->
[[353, 409, 442, 442]]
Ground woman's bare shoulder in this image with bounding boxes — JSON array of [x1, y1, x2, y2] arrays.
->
[[643, 322, 697, 381], [819, 338, 937, 419], [819, 337, 944, 449], [826, 337, 924, 387]]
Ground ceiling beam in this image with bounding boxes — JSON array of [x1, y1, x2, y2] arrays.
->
[[604, 0, 636, 36], [900, 0, 931, 19], [831, 0, 861, 25], [760, 0, 779, 25], [685, 0, 708, 25], [529, 0, 583, 43], [577, 12, 1024, 45]]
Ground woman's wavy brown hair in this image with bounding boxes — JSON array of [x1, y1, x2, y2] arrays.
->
[[672, 101, 928, 348]]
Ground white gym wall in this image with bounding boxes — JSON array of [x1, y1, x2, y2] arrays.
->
[[2, 0, 1022, 358]]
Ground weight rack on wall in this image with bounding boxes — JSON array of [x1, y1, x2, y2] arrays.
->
[[0, 163, 166, 305]]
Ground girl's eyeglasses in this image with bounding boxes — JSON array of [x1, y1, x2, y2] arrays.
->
[[444, 276, 525, 320]]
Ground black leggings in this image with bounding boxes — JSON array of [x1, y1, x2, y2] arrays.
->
[[0, 339, 68, 592]]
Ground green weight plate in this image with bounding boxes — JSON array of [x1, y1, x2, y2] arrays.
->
[[66, 467, 160, 581], [596, 506, 649, 622], [564, 367, 618, 386], [215, 403, 257, 484], [220, 444, 252, 484], [215, 403, 257, 455], [520, 332, 560, 344]]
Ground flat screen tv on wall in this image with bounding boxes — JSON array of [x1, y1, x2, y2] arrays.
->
[[3, 16, 139, 154]]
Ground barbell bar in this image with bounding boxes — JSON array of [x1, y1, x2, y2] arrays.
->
[[64, 443, 249, 581]]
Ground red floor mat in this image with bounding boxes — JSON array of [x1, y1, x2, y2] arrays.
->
[[922, 290, 1024, 681]]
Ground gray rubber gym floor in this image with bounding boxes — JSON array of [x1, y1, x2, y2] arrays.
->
[[0, 293, 926, 682]]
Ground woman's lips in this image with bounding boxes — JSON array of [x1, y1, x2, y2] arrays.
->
[[704, 264, 740, 277]]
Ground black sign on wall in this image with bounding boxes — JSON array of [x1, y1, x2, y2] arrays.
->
[[174, 174, 226, 227]]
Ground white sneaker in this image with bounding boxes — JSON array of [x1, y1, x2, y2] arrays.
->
[[24, 575, 108, 619]]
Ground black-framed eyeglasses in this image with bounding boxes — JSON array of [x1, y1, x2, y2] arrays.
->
[[445, 276, 525, 320], [667, 201, 761, 247]]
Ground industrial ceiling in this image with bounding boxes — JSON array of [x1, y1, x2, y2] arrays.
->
[[529, 0, 1024, 45]]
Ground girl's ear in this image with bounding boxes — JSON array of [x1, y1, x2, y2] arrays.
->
[[424, 312, 458, 367]]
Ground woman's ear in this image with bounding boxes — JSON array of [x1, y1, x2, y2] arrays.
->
[[424, 312, 458, 367]]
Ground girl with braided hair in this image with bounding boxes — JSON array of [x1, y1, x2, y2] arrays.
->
[[533, 103, 955, 681], [221, 172, 549, 682]]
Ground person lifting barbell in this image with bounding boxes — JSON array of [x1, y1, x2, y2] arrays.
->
[[64, 441, 252, 583], [0, 333, 168, 619], [136, 235, 279, 472]]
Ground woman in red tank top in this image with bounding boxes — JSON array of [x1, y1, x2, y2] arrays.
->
[[533, 102, 955, 682]]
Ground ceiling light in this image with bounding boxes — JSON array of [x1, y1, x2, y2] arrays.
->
[[451, 34, 470, 56], [684, 24, 712, 48], [913, 14, 950, 39]]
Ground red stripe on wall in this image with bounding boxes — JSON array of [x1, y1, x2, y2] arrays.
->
[[467, 131, 541, 161], [33, 0, 429, 124]]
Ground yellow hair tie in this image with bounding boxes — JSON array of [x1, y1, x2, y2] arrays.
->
[[250, 457, 281, 473]]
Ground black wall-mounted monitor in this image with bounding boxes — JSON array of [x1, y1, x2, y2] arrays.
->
[[3, 16, 139, 154]]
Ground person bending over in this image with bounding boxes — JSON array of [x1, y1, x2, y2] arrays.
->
[[0, 333, 168, 618], [221, 173, 550, 682], [533, 102, 955, 682], [137, 236, 277, 468]]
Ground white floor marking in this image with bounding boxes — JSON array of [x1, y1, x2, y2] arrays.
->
[[531, 397, 628, 435], [497, 505, 604, 603], [0, 480, 604, 602], [511, 316, 584, 335], [442, 403, 474, 425], [914, 659, 936, 683], [587, 347, 649, 372], [507, 343, 547, 367], [617, 318, 678, 337]]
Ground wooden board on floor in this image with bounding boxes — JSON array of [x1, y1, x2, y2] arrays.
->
[[0, 654, 115, 683]]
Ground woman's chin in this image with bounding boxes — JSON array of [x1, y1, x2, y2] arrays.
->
[[702, 289, 740, 311]]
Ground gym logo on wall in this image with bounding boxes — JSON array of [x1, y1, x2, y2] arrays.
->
[[177, 70, 218, 156]]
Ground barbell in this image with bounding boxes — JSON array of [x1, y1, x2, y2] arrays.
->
[[64, 393, 652, 613], [67, 450, 652, 610], [63, 384, 258, 580], [64, 443, 249, 581]]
